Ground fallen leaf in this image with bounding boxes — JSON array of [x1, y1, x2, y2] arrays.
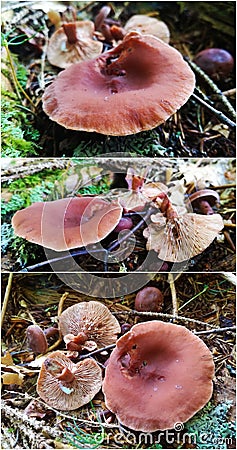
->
[[2, 372, 24, 386], [1, 352, 14, 366]]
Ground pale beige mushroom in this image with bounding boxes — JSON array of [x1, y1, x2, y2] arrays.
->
[[143, 193, 224, 262], [37, 350, 102, 410], [47, 20, 103, 68], [59, 301, 121, 352], [124, 14, 170, 43]]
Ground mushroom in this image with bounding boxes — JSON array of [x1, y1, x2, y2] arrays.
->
[[188, 189, 220, 215], [47, 20, 103, 68], [59, 301, 121, 352], [102, 321, 214, 431], [26, 325, 59, 354], [193, 48, 234, 79], [118, 167, 149, 212], [135, 286, 163, 312], [143, 193, 224, 262], [124, 14, 170, 43], [42, 32, 195, 136], [26, 325, 48, 354], [37, 350, 102, 410], [12, 196, 123, 251]]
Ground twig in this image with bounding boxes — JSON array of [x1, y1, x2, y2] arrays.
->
[[168, 273, 178, 318], [179, 285, 209, 311], [114, 310, 216, 328], [186, 57, 236, 120], [79, 344, 116, 360], [2, 392, 119, 429], [194, 326, 236, 335], [191, 93, 236, 128], [1, 273, 13, 328], [4, 43, 36, 110]]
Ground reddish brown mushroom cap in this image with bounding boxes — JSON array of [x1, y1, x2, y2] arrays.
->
[[102, 321, 214, 431], [189, 189, 220, 207], [135, 287, 163, 312], [42, 32, 195, 136], [26, 325, 48, 354], [37, 350, 102, 410], [47, 21, 103, 68], [59, 301, 121, 349], [12, 197, 122, 251]]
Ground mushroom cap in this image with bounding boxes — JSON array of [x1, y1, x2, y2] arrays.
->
[[193, 48, 234, 78], [188, 189, 220, 207], [124, 14, 170, 43], [42, 32, 195, 136], [59, 301, 121, 348], [143, 212, 224, 262], [26, 325, 48, 354], [135, 286, 163, 312], [37, 350, 102, 410], [47, 21, 103, 68], [102, 321, 214, 431], [12, 197, 122, 251]]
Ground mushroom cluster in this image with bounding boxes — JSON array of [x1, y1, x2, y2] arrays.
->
[[42, 32, 195, 135], [34, 301, 120, 411], [103, 321, 215, 431]]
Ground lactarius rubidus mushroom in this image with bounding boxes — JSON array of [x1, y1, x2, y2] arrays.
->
[[124, 14, 170, 43], [12, 197, 122, 251], [42, 32, 195, 135], [37, 351, 102, 410], [188, 189, 220, 215], [47, 21, 103, 68], [26, 325, 48, 354], [135, 287, 163, 312], [59, 301, 121, 352], [143, 193, 224, 262], [103, 321, 214, 431], [193, 48, 234, 79]]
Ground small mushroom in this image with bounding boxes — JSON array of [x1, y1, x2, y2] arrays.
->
[[59, 301, 121, 352], [12, 197, 123, 251], [135, 287, 163, 312], [37, 350, 102, 410], [124, 14, 170, 43], [42, 32, 195, 135], [193, 48, 234, 79], [47, 20, 103, 68], [188, 189, 220, 215], [118, 168, 149, 212], [26, 325, 48, 354], [103, 321, 214, 431], [143, 193, 224, 262]]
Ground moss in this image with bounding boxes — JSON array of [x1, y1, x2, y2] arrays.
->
[[1, 94, 41, 157]]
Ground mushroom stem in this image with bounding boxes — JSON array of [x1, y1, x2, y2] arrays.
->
[[198, 200, 214, 215], [63, 22, 78, 45], [57, 367, 75, 383], [156, 193, 178, 219]]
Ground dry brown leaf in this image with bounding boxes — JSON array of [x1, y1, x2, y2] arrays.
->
[[2, 372, 24, 386], [1, 351, 14, 366]]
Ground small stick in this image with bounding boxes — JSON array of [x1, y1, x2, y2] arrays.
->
[[191, 93, 236, 128], [115, 310, 216, 329], [168, 273, 178, 318], [79, 344, 116, 360], [179, 285, 209, 311], [186, 58, 236, 120], [1, 273, 13, 328], [194, 326, 236, 335]]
